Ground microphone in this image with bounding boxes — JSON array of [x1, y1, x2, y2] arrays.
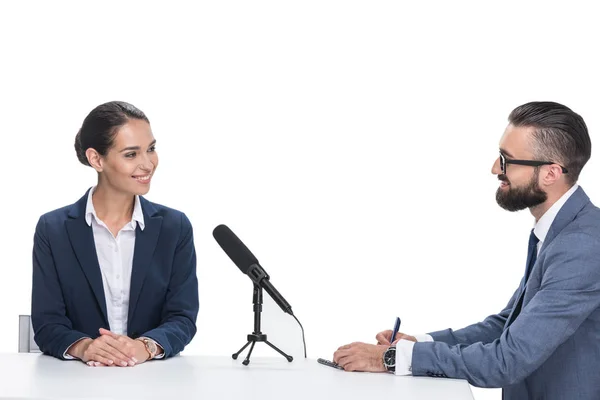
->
[[213, 224, 293, 315]]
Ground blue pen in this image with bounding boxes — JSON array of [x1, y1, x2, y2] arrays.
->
[[390, 317, 401, 344]]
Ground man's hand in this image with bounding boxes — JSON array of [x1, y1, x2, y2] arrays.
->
[[333, 342, 388, 372], [376, 329, 417, 345]]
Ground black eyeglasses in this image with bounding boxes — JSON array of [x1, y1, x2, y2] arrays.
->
[[499, 152, 568, 175]]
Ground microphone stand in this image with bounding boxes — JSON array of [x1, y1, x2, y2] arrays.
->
[[232, 284, 293, 365]]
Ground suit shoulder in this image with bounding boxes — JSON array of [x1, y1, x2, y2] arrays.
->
[[37, 203, 76, 225], [566, 201, 600, 238], [547, 202, 600, 264], [142, 199, 192, 229]]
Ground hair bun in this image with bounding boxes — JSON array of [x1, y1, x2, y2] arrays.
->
[[74, 129, 90, 166]]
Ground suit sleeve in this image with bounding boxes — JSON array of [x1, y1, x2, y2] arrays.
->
[[428, 285, 520, 346], [141, 213, 199, 358], [411, 233, 600, 387], [31, 216, 89, 359]]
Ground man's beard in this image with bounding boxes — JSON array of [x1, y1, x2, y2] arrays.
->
[[496, 169, 547, 211]]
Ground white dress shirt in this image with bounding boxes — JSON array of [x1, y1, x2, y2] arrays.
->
[[85, 186, 144, 336], [65, 187, 164, 359], [394, 184, 580, 375]]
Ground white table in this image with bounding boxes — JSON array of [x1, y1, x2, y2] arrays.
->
[[0, 354, 474, 400]]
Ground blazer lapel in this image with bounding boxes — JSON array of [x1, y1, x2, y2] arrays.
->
[[65, 190, 108, 324], [541, 186, 589, 252], [504, 187, 590, 330], [128, 197, 162, 324]]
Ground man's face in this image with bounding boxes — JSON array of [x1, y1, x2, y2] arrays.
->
[[492, 124, 547, 211]]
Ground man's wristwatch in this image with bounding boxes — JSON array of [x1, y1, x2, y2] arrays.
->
[[383, 345, 396, 373], [137, 337, 158, 360]]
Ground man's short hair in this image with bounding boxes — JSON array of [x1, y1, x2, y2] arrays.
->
[[509, 101, 591, 185]]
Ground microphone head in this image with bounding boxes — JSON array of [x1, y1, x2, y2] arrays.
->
[[213, 224, 259, 274]]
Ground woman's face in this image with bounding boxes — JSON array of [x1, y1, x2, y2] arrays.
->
[[98, 118, 158, 196]]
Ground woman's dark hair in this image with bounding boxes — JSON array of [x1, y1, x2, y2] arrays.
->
[[74, 101, 149, 166], [508, 101, 591, 185]]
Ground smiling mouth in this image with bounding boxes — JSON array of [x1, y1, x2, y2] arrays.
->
[[133, 175, 151, 183]]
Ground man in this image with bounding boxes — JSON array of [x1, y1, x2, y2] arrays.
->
[[333, 101, 600, 399]]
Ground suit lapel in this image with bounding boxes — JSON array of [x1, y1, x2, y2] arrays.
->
[[128, 198, 162, 325], [504, 187, 590, 330], [541, 186, 589, 252], [65, 190, 109, 324]]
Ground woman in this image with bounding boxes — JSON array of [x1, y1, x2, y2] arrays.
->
[[32, 101, 199, 366]]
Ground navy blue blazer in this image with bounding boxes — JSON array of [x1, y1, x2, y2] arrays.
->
[[31, 190, 199, 359]]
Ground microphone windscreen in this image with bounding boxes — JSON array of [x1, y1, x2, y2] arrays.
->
[[213, 224, 259, 273]]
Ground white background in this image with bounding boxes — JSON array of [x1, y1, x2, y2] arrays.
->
[[1, 1, 599, 399]]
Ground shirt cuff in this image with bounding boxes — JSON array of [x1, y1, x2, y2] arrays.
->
[[153, 341, 165, 359], [394, 339, 415, 375], [413, 333, 434, 342], [63, 337, 91, 360]]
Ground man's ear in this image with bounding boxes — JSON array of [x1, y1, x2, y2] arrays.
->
[[540, 164, 564, 187]]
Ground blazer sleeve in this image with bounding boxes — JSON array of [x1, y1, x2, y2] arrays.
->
[[141, 213, 199, 358], [411, 233, 600, 388], [31, 215, 89, 359], [427, 285, 520, 346]]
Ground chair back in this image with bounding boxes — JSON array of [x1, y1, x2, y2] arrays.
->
[[18, 315, 40, 353]]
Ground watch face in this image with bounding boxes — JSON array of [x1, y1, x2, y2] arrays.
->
[[384, 347, 396, 366], [146, 339, 157, 355]]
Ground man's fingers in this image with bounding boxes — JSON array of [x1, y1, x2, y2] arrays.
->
[[338, 355, 357, 370], [333, 351, 341, 363], [334, 350, 356, 367], [398, 334, 417, 342], [343, 362, 357, 372], [337, 341, 363, 351], [376, 330, 392, 343], [333, 348, 350, 363], [376, 337, 391, 345]]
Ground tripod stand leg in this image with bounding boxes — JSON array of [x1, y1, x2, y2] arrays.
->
[[232, 341, 251, 360], [242, 341, 256, 366], [264, 340, 293, 362]]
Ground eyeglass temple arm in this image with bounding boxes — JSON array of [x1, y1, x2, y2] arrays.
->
[[505, 159, 568, 173]]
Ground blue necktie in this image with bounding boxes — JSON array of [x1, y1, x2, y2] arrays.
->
[[524, 229, 539, 282], [508, 230, 539, 326]]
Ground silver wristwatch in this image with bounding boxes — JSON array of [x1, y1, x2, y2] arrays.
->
[[383, 345, 396, 372]]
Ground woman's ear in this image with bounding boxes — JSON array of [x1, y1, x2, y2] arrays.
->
[[86, 148, 103, 172]]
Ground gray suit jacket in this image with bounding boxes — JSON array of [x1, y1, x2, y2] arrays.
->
[[412, 187, 600, 400]]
